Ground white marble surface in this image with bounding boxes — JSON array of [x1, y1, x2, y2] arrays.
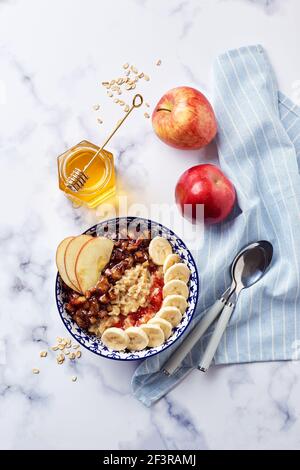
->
[[1, 0, 300, 450]]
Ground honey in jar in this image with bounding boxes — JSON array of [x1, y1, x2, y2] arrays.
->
[[57, 140, 116, 208]]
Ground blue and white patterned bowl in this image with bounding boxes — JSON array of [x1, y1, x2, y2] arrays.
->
[[55, 217, 199, 361]]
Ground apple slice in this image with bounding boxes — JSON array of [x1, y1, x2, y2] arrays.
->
[[75, 237, 114, 293], [56, 237, 77, 290], [64, 235, 93, 292]]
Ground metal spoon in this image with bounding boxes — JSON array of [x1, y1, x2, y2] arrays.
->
[[162, 241, 273, 376], [199, 240, 273, 372]]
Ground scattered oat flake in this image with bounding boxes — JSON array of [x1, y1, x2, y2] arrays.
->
[[102, 81, 109, 87], [117, 78, 123, 85], [107, 91, 113, 97], [76, 351, 82, 359], [52, 346, 59, 351], [144, 74, 150, 81], [65, 351, 70, 355], [144, 113, 150, 119], [57, 354, 65, 365], [97, 118, 103, 124], [32, 368, 40, 374], [124, 105, 130, 112], [131, 65, 138, 74], [73, 344, 80, 349], [57, 337, 62, 343], [125, 70, 130, 76], [93, 104, 100, 111], [72, 376, 77, 382], [40, 351, 47, 358], [69, 353, 76, 360], [156, 59, 162, 66], [123, 63, 129, 69], [138, 72, 144, 79], [58, 344, 65, 350], [114, 98, 119, 104]]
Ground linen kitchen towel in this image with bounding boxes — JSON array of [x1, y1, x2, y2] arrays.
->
[[132, 45, 300, 407]]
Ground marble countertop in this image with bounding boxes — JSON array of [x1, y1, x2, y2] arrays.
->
[[1, 0, 300, 450]]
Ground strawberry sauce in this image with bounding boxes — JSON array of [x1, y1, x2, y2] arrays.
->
[[125, 273, 164, 327]]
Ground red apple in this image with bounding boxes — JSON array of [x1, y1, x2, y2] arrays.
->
[[175, 164, 236, 224], [152, 86, 217, 150]]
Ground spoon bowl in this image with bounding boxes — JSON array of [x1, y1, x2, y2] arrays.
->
[[232, 240, 273, 291]]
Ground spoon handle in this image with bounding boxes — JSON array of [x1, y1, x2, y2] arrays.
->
[[162, 298, 225, 376], [198, 302, 235, 372]]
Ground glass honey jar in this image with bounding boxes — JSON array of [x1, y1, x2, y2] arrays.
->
[[57, 94, 143, 209], [57, 140, 116, 208]]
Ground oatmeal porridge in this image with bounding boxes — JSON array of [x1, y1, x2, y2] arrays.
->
[[109, 263, 152, 316]]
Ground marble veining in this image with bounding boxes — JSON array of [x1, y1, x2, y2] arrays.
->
[[1, 0, 300, 451], [244, 0, 281, 14]]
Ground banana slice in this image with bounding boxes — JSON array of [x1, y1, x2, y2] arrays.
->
[[156, 306, 182, 327], [101, 327, 129, 351], [163, 253, 180, 273], [162, 294, 188, 314], [148, 317, 173, 340], [125, 327, 149, 351], [149, 236, 172, 265], [163, 279, 189, 299], [164, 263, 191, 284], [140, 324, 165, 347]]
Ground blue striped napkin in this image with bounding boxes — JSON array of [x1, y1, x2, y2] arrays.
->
[[132, 45, 300, 407]]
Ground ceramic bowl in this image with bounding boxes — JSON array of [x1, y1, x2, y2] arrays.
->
[[55, 217, 199, 361]]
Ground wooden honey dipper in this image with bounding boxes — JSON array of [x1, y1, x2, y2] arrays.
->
[[66, 94, 143, 192]]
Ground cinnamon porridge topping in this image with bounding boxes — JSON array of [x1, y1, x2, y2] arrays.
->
[[89, 315, 120, 336]]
